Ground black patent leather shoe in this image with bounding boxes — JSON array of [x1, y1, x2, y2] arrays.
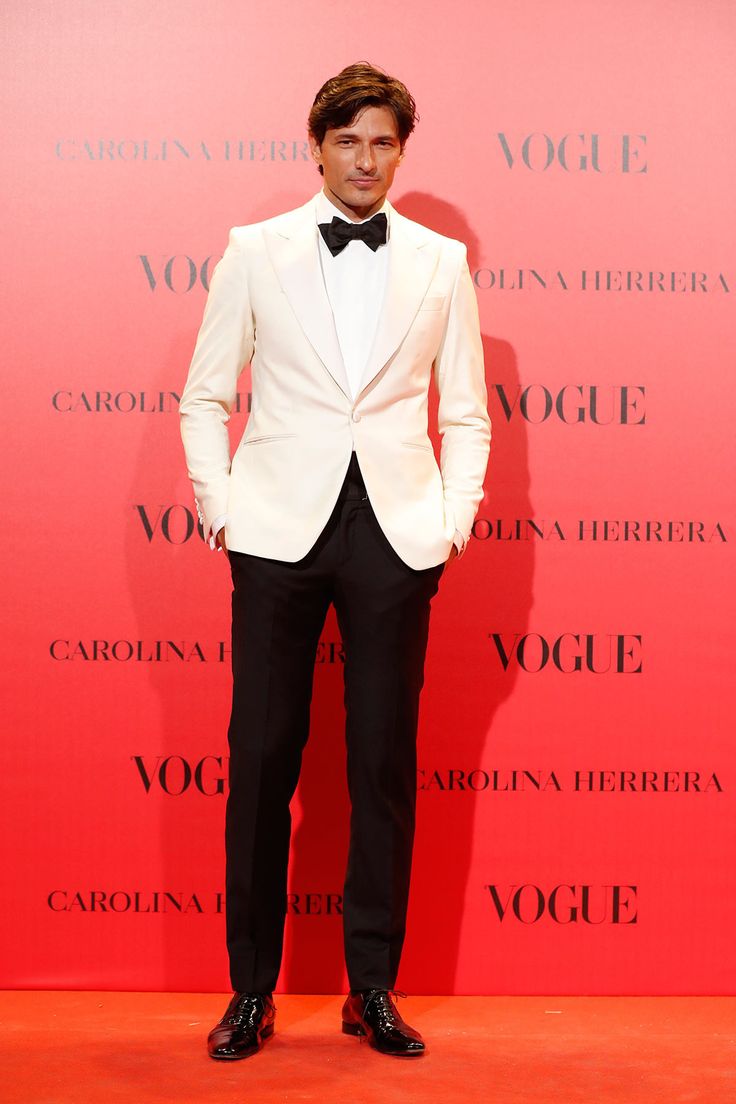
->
[[342, 988, 425, 1056], [207, 991, 276, 1060]]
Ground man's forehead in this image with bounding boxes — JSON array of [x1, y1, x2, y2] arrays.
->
[[329, 106, 399, 138]]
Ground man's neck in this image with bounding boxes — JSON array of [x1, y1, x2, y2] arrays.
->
[[322, 186, 388, 223]]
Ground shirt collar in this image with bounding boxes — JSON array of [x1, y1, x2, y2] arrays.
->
[[315, 188, 390, 237]]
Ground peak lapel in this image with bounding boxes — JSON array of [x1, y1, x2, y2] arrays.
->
[[356, 203, 441, 401]]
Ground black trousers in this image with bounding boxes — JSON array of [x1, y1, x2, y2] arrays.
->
[[224, 451, 445, 993]]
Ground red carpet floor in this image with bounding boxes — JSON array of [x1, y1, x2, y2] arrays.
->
[[1, 992, 734, 1103]]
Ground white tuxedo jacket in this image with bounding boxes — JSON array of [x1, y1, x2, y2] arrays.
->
[[179, 191, 491, 571]]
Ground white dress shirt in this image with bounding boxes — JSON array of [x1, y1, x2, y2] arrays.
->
[[315, 189, 389, 401], [208, 188, 463, 557]]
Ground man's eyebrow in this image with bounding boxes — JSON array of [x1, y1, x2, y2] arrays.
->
[[332, 130, 399, 141]]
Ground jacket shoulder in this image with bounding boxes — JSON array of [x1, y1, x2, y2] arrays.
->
[[226, 198, 315, 250]]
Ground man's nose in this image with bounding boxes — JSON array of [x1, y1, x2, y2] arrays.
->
[[355, 145, 376, 172]]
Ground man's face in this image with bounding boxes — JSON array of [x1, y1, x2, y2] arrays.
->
[[308, 105, 403, 221]]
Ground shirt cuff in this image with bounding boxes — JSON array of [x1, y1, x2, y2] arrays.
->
[[453, 529, 467, 558], [209, 514, 228, 552]]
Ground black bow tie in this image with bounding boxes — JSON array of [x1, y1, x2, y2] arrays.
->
[[318, 212, 388, 256]]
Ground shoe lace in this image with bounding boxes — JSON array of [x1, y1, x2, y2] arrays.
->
[[357, 988, 407, 1041], [224, 992, 275, 1026]]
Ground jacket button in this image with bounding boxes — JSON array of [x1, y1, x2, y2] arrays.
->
[[352, 411, 361, 422]]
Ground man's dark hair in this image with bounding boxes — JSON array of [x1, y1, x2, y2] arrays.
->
[[308, 62, 418, 174]]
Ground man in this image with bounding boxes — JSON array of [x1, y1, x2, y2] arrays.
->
[[179, 62, 491, 1061]]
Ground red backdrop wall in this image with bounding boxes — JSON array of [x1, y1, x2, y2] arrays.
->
[[2, 0, 734, 995]]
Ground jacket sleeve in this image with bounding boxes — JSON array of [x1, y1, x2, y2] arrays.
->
[[179, 228, 255, 542], [433, 242, 491, 548]]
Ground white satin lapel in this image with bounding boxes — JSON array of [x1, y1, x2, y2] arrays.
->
[[262, 196, 350, 400], [356, 203, 441, 400]]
